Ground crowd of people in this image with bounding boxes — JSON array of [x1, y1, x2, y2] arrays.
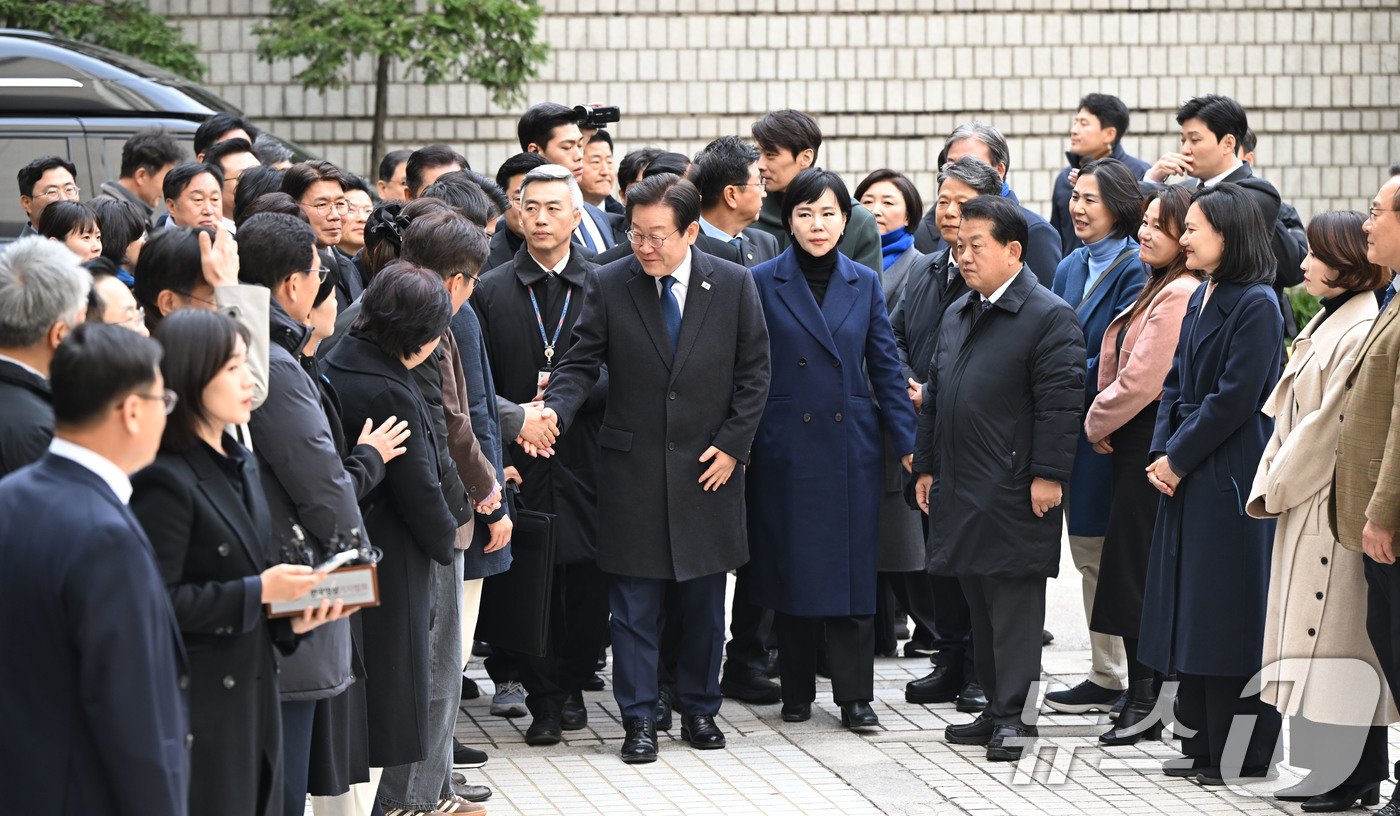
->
[[2, 91, 1400, 816]]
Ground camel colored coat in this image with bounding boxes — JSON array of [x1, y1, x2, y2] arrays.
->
[[1248, 292, 1396, 725]]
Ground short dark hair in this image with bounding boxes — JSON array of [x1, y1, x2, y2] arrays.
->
[[690, 136, 761, 208], [232, 166, 287, 226], [405, 145, 468, 198], [1176, 94, 1249, 151], [959, 195, 1029, 253], [201, 138, 255, 176], [1075, 158, 1146, 240], [50, 321, 162, 428], [236, 213, 317, 289], [421, 172, 495, 227], [281, 160, 348, 202], [119, 128, 184, 179], [647, 152, 690, 179], [617, 147, 662, 194], [1191, 184, 1277, 285], [155, 309, 251, 452], [1306, 210, 1390, 291], [495, 152, 548, 192], [351, 260, 453, 360], [587, 129, 614, 150], [1078, 94, 1131, 146], [517, 103, 581, 152], [378, 149, 414, 183], [238, 192, 307, 224], [17, 155, 77, 198], [88, 198, 147, 265], [251, 133, 293, 167], [132, 227, 208, 329], [194, 113, 257, 157], [36, 200, 98, 238], [853, 169, 923, 232], [1242, 128, 1258, 156], [781, 168, 853, 231], [163, 162, 222, 202], [402, 210, 490, 282], [752, 109, 822, 162], [1389, 162, 1400, 178], [624, 174, 702, 232], [343, 173, 373, 198]]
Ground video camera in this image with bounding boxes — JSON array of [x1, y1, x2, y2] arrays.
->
[[574, 104, 620, 130]]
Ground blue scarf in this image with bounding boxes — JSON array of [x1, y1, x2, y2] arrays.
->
[[880, 227, 914, 271]]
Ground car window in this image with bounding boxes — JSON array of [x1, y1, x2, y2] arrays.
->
[[0, 135, 76, 238]]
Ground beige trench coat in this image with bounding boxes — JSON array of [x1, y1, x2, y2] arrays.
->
[[1247, 292, 1395, 725]]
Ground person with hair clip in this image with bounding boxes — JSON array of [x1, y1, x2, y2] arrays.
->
[[1043, 158, 1146, 717], [1246, 210, 1396, 811], [1140, 182, 1285, 785], [1083, 185, 1201, 745], [747, 167, 917, 730], [131, 309, 348, 816]]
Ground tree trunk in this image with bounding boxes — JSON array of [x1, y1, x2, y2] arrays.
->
[[370, 52, 390, 179]]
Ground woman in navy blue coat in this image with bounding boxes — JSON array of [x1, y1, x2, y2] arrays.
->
[[747, 169, 918, 729], [1046, 158, 1146, 712], [1139, 183, 1284, 784]]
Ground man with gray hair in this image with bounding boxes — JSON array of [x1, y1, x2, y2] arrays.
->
[[0, 236, 92, 476], [472, 162, 611, 747], [912, 123, 1063, 286], [892, 156, 1003, 713]]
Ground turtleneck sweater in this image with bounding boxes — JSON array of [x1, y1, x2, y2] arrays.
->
[[794, 242, 838, 306], [1084, 233, 1132, 299]]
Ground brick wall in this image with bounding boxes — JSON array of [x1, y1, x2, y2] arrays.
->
[[159, 0, 1400, 222]]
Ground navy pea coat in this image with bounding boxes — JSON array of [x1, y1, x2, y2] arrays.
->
[[1051, 241, 1146, 537], [1139, 281, 1282, 677], [745, 249, 918, 617]]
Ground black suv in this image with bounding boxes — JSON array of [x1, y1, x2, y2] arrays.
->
[[0, 29, 308, 238]]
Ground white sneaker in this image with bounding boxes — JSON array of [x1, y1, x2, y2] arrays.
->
[[489, 680, 527, 718]]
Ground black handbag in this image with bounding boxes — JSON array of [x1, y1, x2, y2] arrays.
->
[[476, 504, 556, 657]]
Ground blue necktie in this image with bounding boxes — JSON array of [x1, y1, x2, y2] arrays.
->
[[659, 275, 681, 352], [1383, 280, 1397, 311], [576, 219, 598, 254]]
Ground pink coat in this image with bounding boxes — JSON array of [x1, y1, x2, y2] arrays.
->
[[1084, 275, 1200, 444]]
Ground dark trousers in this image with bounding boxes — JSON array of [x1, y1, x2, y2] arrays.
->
[[774, 613, 874, 705], [610, 572, 726, 722], [1176, 672, 1282, 771], [723, 563, 774, 679], [485, 560, 610, 716], [890, 570, 940, 645], [1289, 715, 1389, 788], [922, 511, 975, 684], [1365, 558, 1400, 708], [1122, 637, 1154, 684], [961, 574, 1044, 725], [280, 699, 317, 816]]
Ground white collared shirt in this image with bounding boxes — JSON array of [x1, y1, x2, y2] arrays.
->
[[984, 265, 1022, 305], [657, 248, 694, 314], [698, 215, 739, 242], [48, 437, 132, 504], [575, 208, 609, 254], [530, 248, 571, 277], [1201, 159, 1244, 189], [0, 352, 44, 380]]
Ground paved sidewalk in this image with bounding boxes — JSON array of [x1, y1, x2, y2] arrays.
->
[[448, 542, 1398, 815]]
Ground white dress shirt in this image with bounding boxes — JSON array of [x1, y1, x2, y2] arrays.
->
[[1201, 158, 1244, 189], [656, 248, 694, 314], [984, 265, 1022, 305], [48, 437, 132, 504], [576, 208, 610, 254]]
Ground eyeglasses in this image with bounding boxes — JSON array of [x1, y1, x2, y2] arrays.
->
[[301, 265, 330, 283], [732, 180, 768, 190], [306, 199, 350, 216], [175, 290, 219, 308], [626, 228, 681, 248], [135, 388, 179, 415], [346, 204, 374, 218], [1370, 205, 1398, 219], [34, 184, 80, 200], [108, 306, 145, 329]]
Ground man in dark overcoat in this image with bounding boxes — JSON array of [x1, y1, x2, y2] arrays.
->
[[543, 173, 770, 763], [913, 195, 1085, 762]]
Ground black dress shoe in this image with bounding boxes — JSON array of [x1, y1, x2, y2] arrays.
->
[[581, 673, 606, 691], [448, 773, 493, 802], [654, 687, 675, 731], [1301, 782, 1381, 812], [452, 738, 488, 769], [955, 682, 988, 713], [1042, 628, 1054, 646], [1161, 756, 1211, 778], [680, 714, 726, 749], [839, 701, 879, 729], [905, 665, 961, 704], [720, 671, 782, 704], [945, 712, 995, 745], [1374, 779, 1400, 816], [781, 702, 811, 722], [1099, 678, 1162, 746], [1195, 765, 1277, 786], [524, 709, 563, 746], [460, 676, 480, 700], [902, 639, 936, 658], [1274, 775, 1325, 801], [621, 718, 658, 764], [560, 690, 587, 731], [987, 723, 1037, 761], [764, 648, 780, 678], [471, 640, 492, 657]]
